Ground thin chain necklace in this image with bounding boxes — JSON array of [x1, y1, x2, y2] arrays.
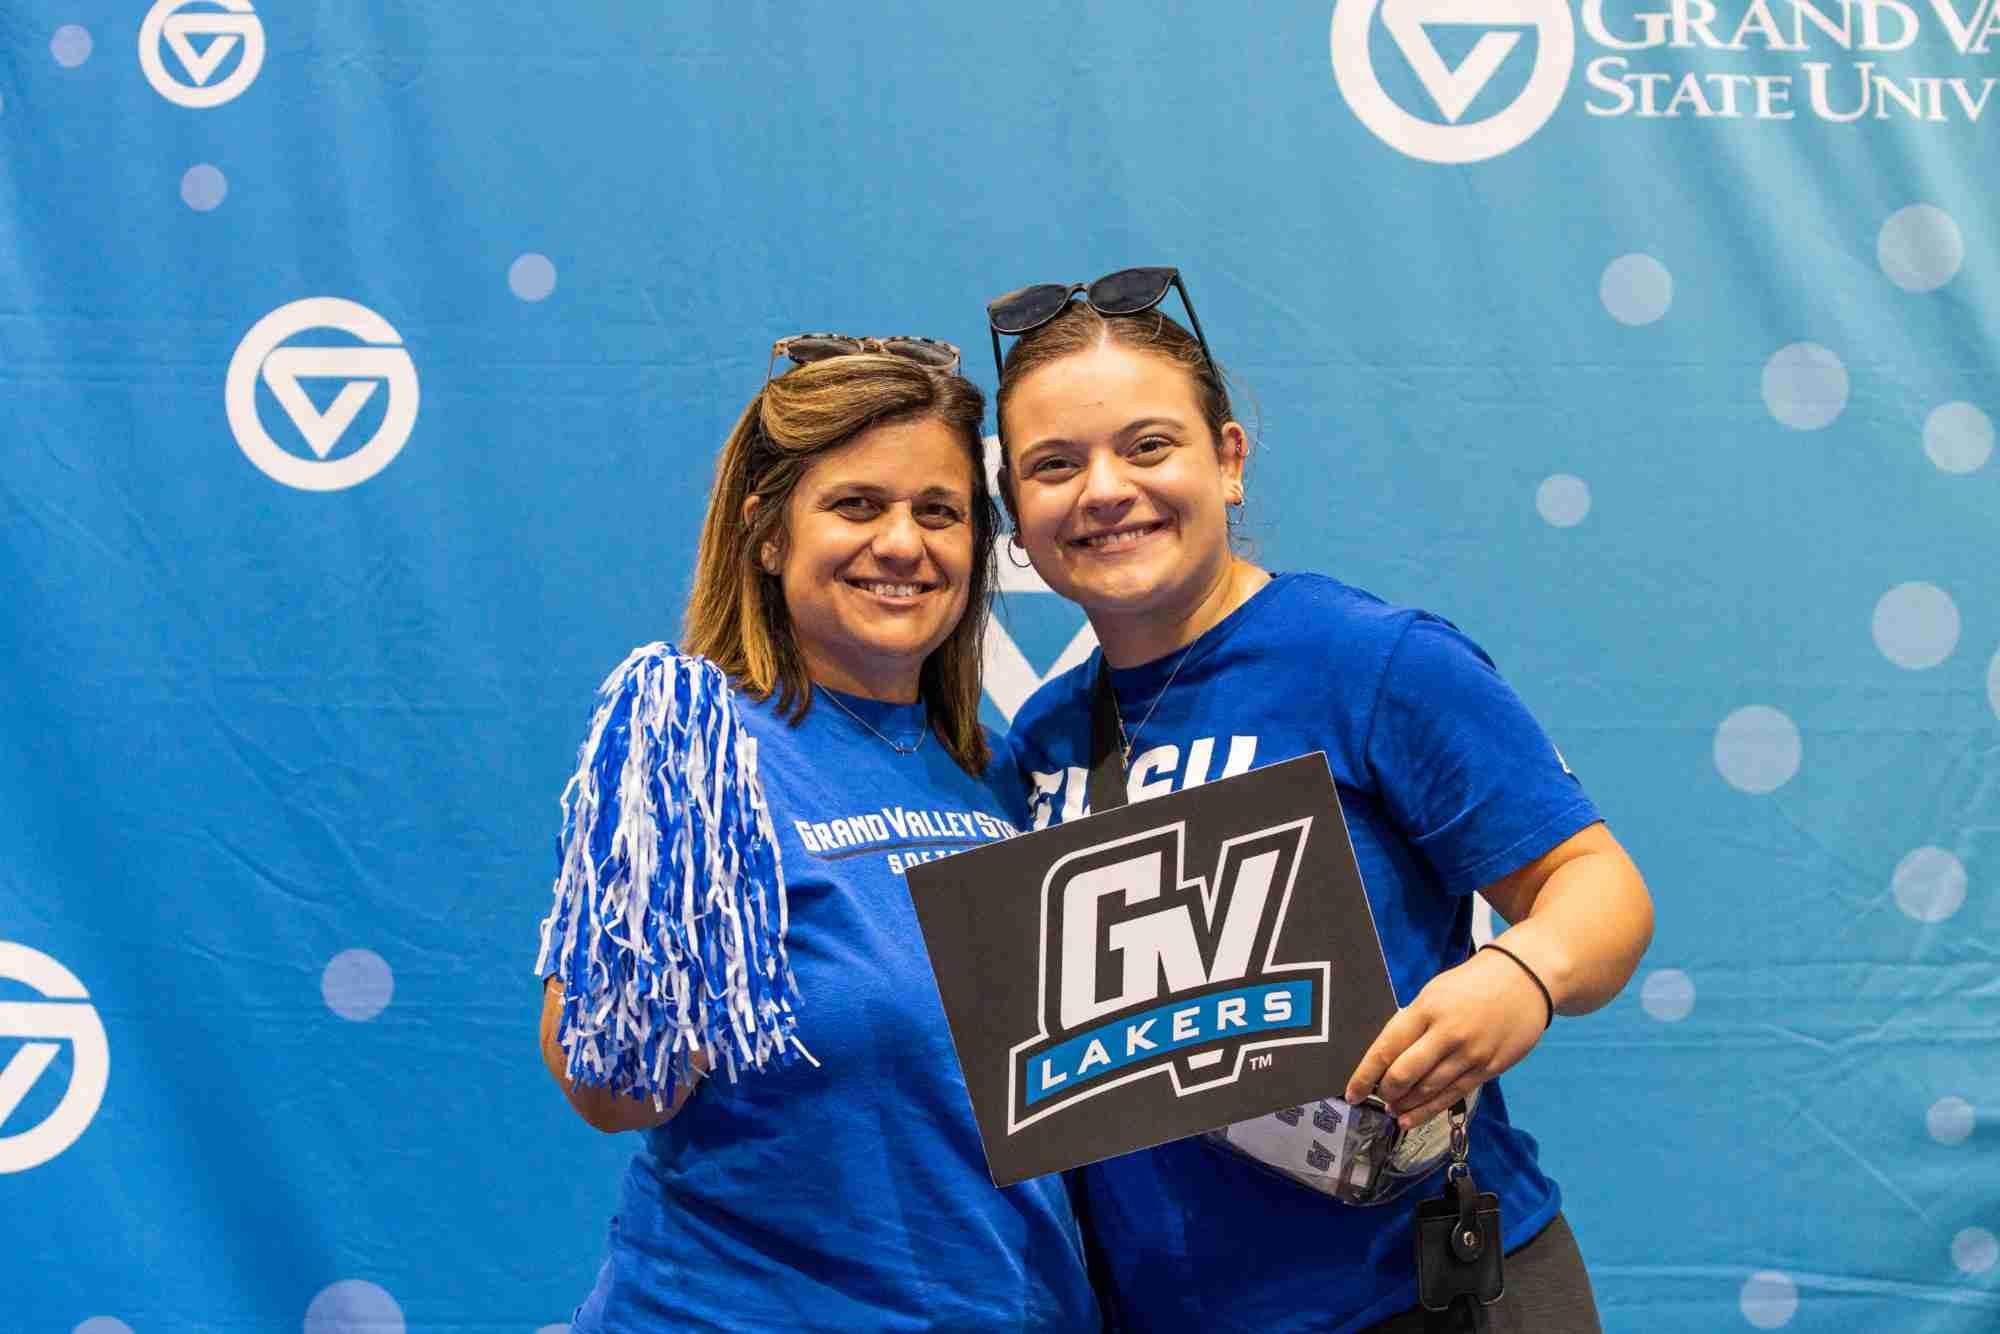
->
[[820, 686, 927, 755], [1111, 640, 1196, 768]]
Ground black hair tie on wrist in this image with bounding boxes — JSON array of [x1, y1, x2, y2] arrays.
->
[[1479, 943, 1554, 1029]]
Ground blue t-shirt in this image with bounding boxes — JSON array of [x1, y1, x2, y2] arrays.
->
[[1006, 573, 1601, 1334], [570, 685, 1099, 1334]]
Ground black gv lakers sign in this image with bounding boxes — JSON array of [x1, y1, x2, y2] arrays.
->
[[907, 755, 1397, 1186]]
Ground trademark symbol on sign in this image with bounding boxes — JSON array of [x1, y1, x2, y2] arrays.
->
[[1249, 1054, 1275, 1072]]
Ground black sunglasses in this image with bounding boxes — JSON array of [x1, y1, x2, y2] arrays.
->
[[984, 266, 1213, 381], [767, 332, 961, 384]]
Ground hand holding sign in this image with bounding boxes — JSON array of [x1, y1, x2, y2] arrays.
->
[[906, 754, 1396, 1185]]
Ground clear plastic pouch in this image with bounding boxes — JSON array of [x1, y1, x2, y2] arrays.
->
[[1202, 1085, 1481, 1206]]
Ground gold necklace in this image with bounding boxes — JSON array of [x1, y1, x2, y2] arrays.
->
[[1111, 640, 1196, 767]]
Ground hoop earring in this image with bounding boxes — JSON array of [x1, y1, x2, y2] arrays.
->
[[1005, 533, 1035, 569]]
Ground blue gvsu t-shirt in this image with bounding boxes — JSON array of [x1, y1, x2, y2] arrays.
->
[[570, 686, 1098, 1334], [1006, 573, 1601, 1334]]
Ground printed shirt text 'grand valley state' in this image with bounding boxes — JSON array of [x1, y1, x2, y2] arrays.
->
[[793, 803, 1021, 876]]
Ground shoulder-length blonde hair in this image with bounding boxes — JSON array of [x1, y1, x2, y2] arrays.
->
[[683, 354, 998, 776]]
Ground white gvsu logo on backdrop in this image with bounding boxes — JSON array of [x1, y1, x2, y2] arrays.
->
[[0, 943, 109, 1174], [226, 298, 420, 492], [1331, 0, 1577, 162], [140, 0, 265, 108], [1332, 0, 2000, 138], [1008, 820, 1327, 1133]]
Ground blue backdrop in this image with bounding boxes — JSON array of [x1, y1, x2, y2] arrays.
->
[[3, 3, 1995, 1331]]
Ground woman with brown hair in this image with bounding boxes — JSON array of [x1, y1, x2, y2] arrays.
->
[[987, 271, 1652, 1333], [535, 336, 1098, 1332]]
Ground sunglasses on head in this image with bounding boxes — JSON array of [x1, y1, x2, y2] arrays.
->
[[767, 332, 961, 384], [984, 266, 1214, 381]]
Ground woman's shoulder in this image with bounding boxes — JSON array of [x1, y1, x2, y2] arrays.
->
[[1280, 577, 1511, 696], [1250, 572, 1436, 654], [1006, 655, 1098, 758], [1265, 570, 1402, 620], [1237, 576, 1514, 730], [971, 724, 1033, 828]]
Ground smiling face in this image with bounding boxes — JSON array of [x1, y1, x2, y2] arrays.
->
[[1003, 340, 1250, 664], [761, 413, 976, 703]]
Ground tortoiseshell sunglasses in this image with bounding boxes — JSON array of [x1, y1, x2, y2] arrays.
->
[[766, 333, 961, 383]]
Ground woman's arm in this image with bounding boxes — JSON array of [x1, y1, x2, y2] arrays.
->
[[1344, 821, 1653, 1128], [1476, 821, 1654, 1016], [539, 975, 705, 1134]]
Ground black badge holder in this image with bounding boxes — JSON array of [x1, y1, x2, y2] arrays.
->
[[1412, 1101, 1503, 1332]]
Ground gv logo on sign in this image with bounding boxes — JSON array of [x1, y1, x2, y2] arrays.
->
[[0, 943, 110, 1174], [226, 298, 420, 492], [1007, 818, 1327, 1132], [140, 0, 266, 108], [1331, 0, 1575, 163]]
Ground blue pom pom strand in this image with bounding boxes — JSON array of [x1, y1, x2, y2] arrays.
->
[[535, 643, 801, 1106]]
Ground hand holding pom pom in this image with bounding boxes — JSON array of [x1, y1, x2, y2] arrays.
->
[[535, 644, 802, 1110]]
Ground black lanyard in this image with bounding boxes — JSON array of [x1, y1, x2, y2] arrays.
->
[[1086, 659, 1129, 816]]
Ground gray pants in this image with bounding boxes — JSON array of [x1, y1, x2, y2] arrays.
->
[[1361, 1213, 1602, 1334]]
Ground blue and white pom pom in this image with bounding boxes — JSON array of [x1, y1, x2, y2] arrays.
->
[[535, 643, 802, 1105]]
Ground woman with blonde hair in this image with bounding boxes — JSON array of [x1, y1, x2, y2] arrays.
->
[[535, 335, 1098, 1332]]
